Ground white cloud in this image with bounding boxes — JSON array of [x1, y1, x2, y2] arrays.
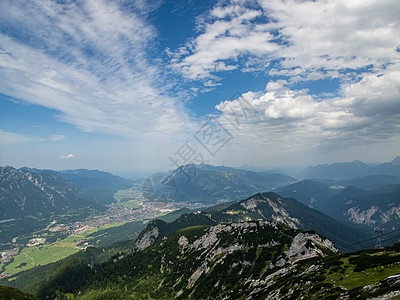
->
[[214, 62, 400, 163], [170, 3, 280, 80], [266, 80, 287, 92], [168, 0, 400, 165], [204, 80, 222, 87], [1, 0, 399, 169], [0, 0, 194, 142], [49, 135, 66, 142], [60, 154, 75, 160], [0, 130, 68, 145], [172, 0, 400, 82], [0, 130, 43, 145]]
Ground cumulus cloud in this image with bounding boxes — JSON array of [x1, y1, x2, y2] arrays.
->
[[171, 0, 400, 82], [169, 0, 400, 163], [266, 80, 288, 92], [262, 0, 400, 71], [216, 68, 400, 156], [1, 0, 399, 168], [169, 2, 280, 80], [60, 154, 75, 160]]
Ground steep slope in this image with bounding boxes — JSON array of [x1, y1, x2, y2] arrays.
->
[[276, 179, 400, 231], [0, 166, 100, 219], [216, 193, 368, 250], [143, 164, 296, 204], [133, 192, 369, 252], [0, 166, 104, 244], [239, 248, 400, 299], [326, 184, 400, 230], [57, 169, 133, 204], [268, 180, 337, 211], [8, 238, 400, 299], [0, 285, 36, 299], [34, 221, 338, 299], [30, 222, 400, 300], [370, 156, 400, 176]]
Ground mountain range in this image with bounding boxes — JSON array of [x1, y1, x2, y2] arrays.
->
[[1, 164, 400, 299], [0, 166, 107, 244], [143, 164, 296, 204], [133, 192, 369, 252], [0, 166, 100, 219], [297, 156, 400, 179], [1, 159, 399, 260], [21, 167, 133, 205]]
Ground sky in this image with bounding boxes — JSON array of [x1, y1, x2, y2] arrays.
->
[[0, 0, 399, 177]]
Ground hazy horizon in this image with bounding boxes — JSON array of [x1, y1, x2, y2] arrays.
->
[[2, 154, 399, 181]]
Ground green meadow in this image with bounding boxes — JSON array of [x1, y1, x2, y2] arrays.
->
[[3, 234, 84, 274]]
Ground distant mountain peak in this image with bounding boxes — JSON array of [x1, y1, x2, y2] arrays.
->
[[0, 166, 101, 220], [392, 156, 400, 165], [147, 165, 296, 204]]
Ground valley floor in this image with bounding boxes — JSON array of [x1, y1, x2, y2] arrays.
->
[[0, 194, 203, 278]]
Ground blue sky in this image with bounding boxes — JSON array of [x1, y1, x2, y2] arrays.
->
[[0, 0, 399, 176]]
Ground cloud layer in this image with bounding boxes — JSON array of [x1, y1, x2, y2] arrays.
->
[[172, 0, 400, 82], [0, 0, 193, 140], [170, 0, 400, 164], [0, 129, 43, 145]]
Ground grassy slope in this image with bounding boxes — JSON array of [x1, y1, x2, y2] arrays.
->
[[0, 285, 37, 300], [40, 222, 324, 299], [258, 248, 400, 299], [2, 234, 85, 274], [28, 223, 400, 300]]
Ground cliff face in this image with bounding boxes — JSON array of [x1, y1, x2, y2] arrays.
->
[[163, 221, 338, 298], [132, 219, 167, 252]]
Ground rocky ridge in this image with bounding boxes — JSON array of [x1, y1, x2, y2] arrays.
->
[[133, 192, 369, 252]]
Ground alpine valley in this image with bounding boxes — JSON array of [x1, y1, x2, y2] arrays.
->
[[1, 158, 400, 299]]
